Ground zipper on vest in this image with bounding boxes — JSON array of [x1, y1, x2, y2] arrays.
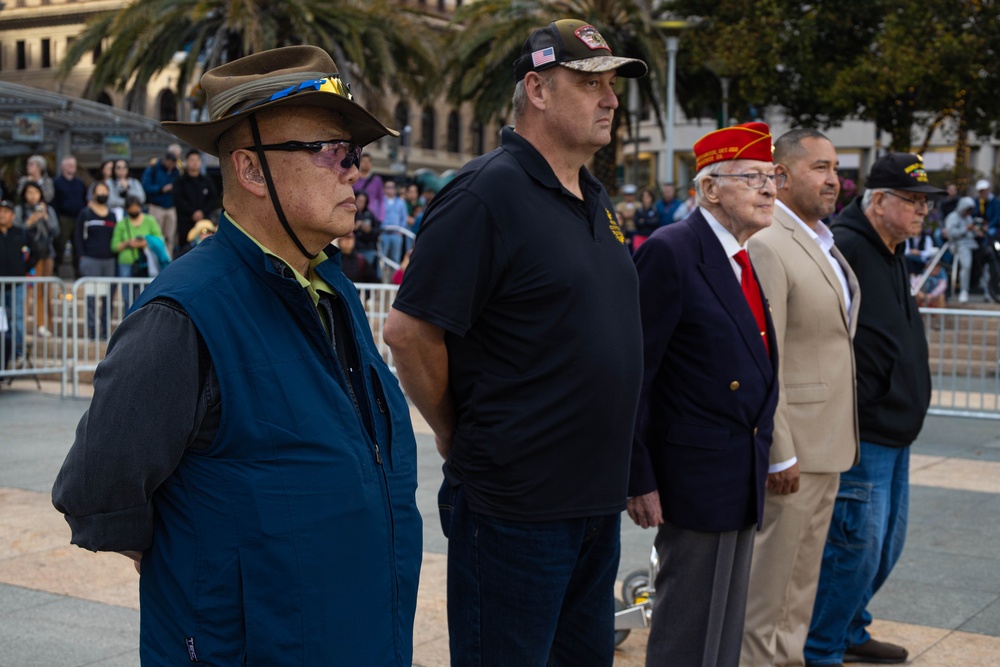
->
[[327, 291, 382, 466], [369, 366, 389, 466]]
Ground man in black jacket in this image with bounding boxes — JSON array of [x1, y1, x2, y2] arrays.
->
[[0, 199, 39, 365], [805, 153, 940, 667], [174, 149, 219, 257]]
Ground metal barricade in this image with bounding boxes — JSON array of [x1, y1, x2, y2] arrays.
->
[[377, 225, 417, 283], [355, 282, 400, 371], [0, 276, 70, 395], [922, 307, 1000, 419], [10, 274, 1000, 420], [70, 276, 153, 397]]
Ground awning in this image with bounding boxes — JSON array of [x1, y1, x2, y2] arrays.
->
[[0, 81, 179, 166]]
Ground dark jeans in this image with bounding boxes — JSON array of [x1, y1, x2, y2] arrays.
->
[[805, 442, 910, 665], [79, 257, 116, 340], [442, 482, 621, 666], [2, 283, 25, 359]]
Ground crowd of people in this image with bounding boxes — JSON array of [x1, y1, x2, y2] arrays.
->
[[617, 173, 999, 314], [0, 146, 222, 351], [0, 17, 975, 667], [341, 156, 431, 283]]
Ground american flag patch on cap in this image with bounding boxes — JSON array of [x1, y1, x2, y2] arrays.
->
[[532, 47, 556, 68]]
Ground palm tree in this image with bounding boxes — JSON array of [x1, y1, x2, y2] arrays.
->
[[443, 0, 666, 193], [57, 0, 440, 122]]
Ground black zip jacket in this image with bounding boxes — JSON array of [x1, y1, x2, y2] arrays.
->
[[0, 225, 39, 276], [831, 198, 931, 447]]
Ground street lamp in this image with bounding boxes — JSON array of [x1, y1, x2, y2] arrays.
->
[[706, 58, 735, 128], [656, 19, 694, 186]]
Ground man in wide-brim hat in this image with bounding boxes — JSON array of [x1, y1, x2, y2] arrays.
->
[[53, 45, 422, 666]]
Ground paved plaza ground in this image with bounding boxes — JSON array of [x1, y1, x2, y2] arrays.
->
[[1, 380, 1000, 666]]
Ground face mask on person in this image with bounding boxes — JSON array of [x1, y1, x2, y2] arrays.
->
[[128, 208, 142, 219], [95, 194, 109, 205]]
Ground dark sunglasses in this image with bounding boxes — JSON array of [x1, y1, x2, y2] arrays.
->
[[241, 139, 362, 173]]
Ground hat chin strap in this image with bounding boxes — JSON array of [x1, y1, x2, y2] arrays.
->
[[249, 114, 318, 261]]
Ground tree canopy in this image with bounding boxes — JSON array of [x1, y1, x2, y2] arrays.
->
[[57, 0, 440, 120], [665, 0, 1000, 178]]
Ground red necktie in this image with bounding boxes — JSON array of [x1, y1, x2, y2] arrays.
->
[[733, 250, 769, 354]]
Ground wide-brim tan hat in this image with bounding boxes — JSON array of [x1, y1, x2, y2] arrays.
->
[[163, 45, 398, 157], [187, 219, 218, 243]]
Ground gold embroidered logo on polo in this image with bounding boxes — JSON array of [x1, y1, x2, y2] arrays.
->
[[607, 209, 625, 244]]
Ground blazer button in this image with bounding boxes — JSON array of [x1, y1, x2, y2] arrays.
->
[[753, 427, 759, 435], [730, 381, 740, 391]]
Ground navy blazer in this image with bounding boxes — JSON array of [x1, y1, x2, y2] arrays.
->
[[629, 209, 779, 533]]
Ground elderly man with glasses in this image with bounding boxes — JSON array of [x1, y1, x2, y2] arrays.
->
[[626, 122, 780, 667], [804, 153, 939, 667], [52, 46, 421, 666]]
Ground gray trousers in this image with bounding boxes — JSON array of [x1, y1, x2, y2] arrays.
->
[[646, 521, 755, 667]]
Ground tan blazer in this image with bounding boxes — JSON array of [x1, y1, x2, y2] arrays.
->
[[748, 205, 860, 473]]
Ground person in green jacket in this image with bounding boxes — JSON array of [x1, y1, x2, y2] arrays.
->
[[112, 195, 163, 309]]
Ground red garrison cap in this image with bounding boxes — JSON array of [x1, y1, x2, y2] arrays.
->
[[693, 122, 773, 172]]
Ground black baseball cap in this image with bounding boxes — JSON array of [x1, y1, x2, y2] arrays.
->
[[513, 19, 648, 82], [0, 200, 13, 211], [866, 153, 946, 194]]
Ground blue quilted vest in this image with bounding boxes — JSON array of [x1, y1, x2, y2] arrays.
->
[[130, 217, 422, 665]]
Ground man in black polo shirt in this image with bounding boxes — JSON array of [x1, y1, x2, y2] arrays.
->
[[384, 19, 645, 666]]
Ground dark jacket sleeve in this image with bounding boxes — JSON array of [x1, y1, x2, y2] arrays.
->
[[173, 176, 196, 220], [52, 299, 218, 553]]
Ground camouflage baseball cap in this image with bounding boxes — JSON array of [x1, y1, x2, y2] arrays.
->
[[514, 19, 648, 82]]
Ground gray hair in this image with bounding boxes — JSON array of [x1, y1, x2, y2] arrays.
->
[[26, 154, 48, 173], [861, 187, 887, 211], [511, 70, 556, 121]]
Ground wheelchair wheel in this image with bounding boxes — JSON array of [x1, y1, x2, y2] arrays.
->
[[621, 569, 652, 606]]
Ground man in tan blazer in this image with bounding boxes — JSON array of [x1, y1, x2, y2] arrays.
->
[[742, 129, 861, 667]]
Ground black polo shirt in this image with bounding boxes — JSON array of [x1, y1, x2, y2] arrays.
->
[[393, 126, 643, 522]]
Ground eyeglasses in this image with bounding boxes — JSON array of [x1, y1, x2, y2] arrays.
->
[[241, 139, 362, 172], [883, 190, 935, 211], [233, 76, 353, 116], [710, 172, 787, 189]]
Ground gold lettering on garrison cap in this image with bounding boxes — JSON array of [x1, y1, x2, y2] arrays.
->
[[693, 122, 773, 172]]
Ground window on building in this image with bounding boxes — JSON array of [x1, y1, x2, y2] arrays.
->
[[394, 102, 410, 139], [96, 92, 113, 107], [159, 89, 178, 122], [421, 105, 436, 150], [438, 0, 446, 10], [41, 39, 51, 69], [447, 110, 461, 153], [16, 41, 26, 70], [471, 120, 485, 156]]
